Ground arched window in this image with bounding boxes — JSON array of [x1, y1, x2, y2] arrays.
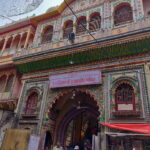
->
[[5, 74, 14, 92], [25, 92, 38, 115], [63, 20, 73, 38], [143, 0, 150, 16], [0, 75, 7, 92], [114, 4, 133, 26], [42, 26, 53, 43], [76, 16, 87, 35], [115, 83, 135, 111], [89, 13, 101, 31]]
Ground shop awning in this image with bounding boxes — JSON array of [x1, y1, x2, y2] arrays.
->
[[101, 123, 150, 134]]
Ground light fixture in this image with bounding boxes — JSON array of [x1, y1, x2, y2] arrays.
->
[[71, 90, 76, 99], [69, 60, 74, 64]]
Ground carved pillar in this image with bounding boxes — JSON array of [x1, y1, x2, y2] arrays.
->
[[103, 1, 111, 29], [24, 29, 31, 48], [18, 32, 24, 48], [86, 13, 90, 31], [10, 34, 17, 48], [134, 0, 144, 20], [60, 27, 64, 40], [2, 37, 9, 53], [73, 17, 76, 33]]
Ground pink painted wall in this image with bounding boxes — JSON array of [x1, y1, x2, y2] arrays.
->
[[12, 74, 22, 99], [143, 0, 150, 16]]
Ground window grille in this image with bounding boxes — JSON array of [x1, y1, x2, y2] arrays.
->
[[76, 17, 87, 35], [114, 5, 133, 26], [42, 26, 53, 43], [25, 92, 38, 115], [115, 83, 135, 111], [63, 21, 73, 38], [89, 14, 101, 31]]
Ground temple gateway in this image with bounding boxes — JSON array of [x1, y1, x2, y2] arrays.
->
[[0, 0, 150, 150]]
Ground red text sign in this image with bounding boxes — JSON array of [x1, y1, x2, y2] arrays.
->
[[49, 70, 101, 88]]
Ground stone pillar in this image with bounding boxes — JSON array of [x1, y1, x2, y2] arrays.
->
[[10, 34, 17, 48], [87, 20, 90, 31], [1, 37, 9, 53], [18, 32, 24, 48], [103, 2, 112, 29], [100, 126, 107, 150], [60, 27, 64, 40], [24, 29, 31, 48], [73, 17, 76, 33], [86, 13, 90, 31], [144, 63, 150, 104], [134, 0, 144, 20]]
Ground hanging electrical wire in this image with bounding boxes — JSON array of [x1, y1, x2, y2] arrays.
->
[[0, 15, 15, 21], [64, 0, 99, 44]]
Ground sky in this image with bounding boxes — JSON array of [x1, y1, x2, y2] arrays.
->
[[0, 0, 64, 26]]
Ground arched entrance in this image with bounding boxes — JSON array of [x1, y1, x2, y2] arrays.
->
[[49, 89, 100, 150]]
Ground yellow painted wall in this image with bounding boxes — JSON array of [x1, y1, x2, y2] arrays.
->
[[1, 129, 31, 150]]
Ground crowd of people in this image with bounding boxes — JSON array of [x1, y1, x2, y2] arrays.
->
[[45, 140, 92, 150]]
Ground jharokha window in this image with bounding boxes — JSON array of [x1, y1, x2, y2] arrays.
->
[[25, 92, 38, 115], [76, 16, 87, 35], [114, 4, 133, 26], [115, 83, 135, 111], [63, 20, 73, 38], [42, 26, 53, 43], [89, 13, 101, 31]]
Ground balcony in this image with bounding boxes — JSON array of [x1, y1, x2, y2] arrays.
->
[[1, 48, 16, 56], [14, 16, 150, 58], [0, 92, 18, 111], [112, 111, 141, 117]]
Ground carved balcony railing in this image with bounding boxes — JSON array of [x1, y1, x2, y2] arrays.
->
[[0, 92, 18, 111], [0, 92, 11, 100], [0, 48, 16, 57], [14, 16, 150, 58]]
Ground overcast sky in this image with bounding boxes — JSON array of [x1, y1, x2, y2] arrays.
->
[[0, 0, 64, 26]]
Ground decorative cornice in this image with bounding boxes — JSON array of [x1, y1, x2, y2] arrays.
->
[[15, 37, 150, 73]]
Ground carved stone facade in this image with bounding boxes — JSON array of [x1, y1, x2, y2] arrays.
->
[[104, 65, 149, 122], [0, 0, 150, 149], [17, 79, 49, 134]]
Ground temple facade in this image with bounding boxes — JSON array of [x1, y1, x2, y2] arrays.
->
[[0, 0, 150, 149]]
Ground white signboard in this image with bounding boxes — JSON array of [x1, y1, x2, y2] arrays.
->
[[49, 70, 102, 88], [28, 135, 40, 150]]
